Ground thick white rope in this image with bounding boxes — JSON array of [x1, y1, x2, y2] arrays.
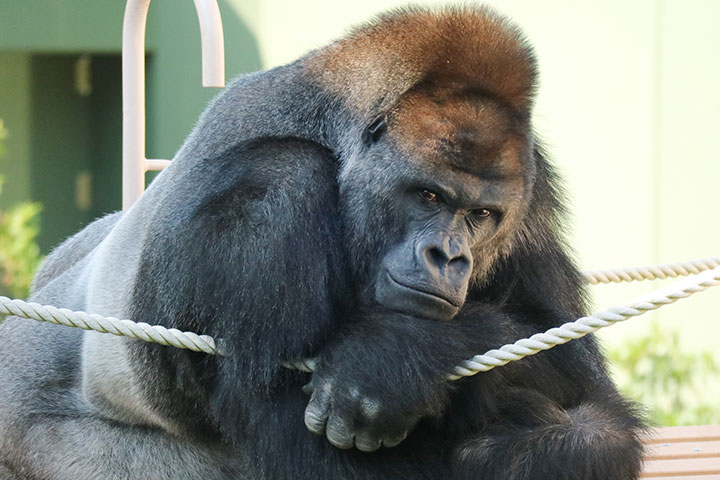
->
[[0, 259, 718, 375], [0, 296, 221, 355], [448, 265, 720, 380], [582, 257, 719, 284]]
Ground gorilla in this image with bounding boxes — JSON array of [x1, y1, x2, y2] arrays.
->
[[0, 6, 645, 480]]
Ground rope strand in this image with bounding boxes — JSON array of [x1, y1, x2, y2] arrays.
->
[[0, 296, 220, 355], [582, 257, 720, 284]]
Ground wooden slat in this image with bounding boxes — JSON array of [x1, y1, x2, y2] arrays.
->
[[645, 425, 720, 444], [646, 440, 720, 460], [641, 425, 720, 478], [640, 458, 720, 480], [641, 457, 720, 477]]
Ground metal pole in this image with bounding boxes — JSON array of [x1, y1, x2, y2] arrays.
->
[[121, 0, 225, 210], [194, 0, 225, 88], [122, 0, 150, 211]]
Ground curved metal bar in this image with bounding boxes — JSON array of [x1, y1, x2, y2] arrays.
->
[[122, 0, 150, 211], [145, 159, 173, 171], [193, 0, 225, 88], [121, 0, 226, 210]]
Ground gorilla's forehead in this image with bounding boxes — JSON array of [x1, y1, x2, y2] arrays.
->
[[387, 87, 529, 178]]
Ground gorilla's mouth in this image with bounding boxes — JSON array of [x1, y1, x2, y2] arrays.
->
[[386, 272, 461, 308], [375, 270, 462, 321]]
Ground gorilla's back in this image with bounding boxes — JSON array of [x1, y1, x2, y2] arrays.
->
[[31, 212, 124, 298], [0, 212, 123, 424]]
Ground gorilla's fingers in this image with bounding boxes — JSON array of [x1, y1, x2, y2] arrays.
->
[[304, 407, 328, 436], [305, 381, 332, 435], [354, 434, 381, 453], [326, 416, 354, 449], [301, 381, 314, 396], [382, 432, 408, 449], [304, 394, 331, 436]]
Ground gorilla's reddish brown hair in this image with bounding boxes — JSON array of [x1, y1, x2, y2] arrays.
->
[[306, 6, 537, 119]]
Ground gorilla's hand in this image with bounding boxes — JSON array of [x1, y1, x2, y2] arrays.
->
[[301, 312, 465, 451], [303, 367, 416, 452]]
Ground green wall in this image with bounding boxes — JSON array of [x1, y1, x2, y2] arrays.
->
[[0, 53, 32, 206], [0, 0, 262, 251], [0, 0, 125, 52], [146, 0, 262, 161], [26, 55, 124, 251]]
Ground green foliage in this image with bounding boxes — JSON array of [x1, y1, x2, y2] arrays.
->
[[0, 118, 43, 299], [608, 322, 720, 426]]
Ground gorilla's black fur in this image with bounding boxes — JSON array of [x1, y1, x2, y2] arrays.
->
[[0, 6, 645, 480]]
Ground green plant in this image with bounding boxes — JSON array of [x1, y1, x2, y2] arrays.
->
[[0, 118, 43, 299], [608, 322, 720, 426]]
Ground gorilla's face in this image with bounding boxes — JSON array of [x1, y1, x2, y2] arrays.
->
[[339, 86, 534, 321]]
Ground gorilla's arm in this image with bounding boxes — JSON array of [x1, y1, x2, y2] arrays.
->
[[445, 315, 645, 479], [303, 310, 475, 451], [452, 387, 644, 480], [123, 137, 350, 441]]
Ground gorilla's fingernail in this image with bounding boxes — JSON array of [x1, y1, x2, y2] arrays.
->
[[326, 419, 354, 449], [354, 436, 381, 452], [327, 432, 354, 450], [304, 408, 327, 435], [383, 432, 408, 448]]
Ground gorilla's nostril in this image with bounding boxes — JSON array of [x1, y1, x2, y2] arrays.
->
[[427, 247, 449, 269], [448, 256, 470, 277]]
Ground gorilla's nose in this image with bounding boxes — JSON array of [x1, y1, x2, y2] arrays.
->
[[416, 235, 472, 287]]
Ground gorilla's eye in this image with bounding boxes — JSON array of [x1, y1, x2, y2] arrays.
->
[[473, 208, 492, 218], [364, 117, 387, 144], [467, 208, 496, 230], [420, 189, 439, 203]]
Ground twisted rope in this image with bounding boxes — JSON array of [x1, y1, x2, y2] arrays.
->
[[448, 265, 720, 380], [582, 256, 720, 284], [1, 259, 718, 376], [0, 296, 221, 355]]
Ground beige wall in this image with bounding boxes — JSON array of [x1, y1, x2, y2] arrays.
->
[[228, 0, 720, 354]]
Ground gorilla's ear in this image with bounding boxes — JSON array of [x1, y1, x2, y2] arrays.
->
[[306, 6, 537, 118], [363, 117, 387, 145]]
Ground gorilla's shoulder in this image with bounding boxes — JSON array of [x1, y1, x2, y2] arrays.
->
[[31, 211, 124, 294]]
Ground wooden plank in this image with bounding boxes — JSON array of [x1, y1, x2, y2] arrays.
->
[[646, 440, 720, 460], [645, 425, 720, 444], [640, 425, 720, 478], [641, 457, 720, 477]]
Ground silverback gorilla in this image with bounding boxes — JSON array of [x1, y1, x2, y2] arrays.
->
[[0, 6, 645, 480]]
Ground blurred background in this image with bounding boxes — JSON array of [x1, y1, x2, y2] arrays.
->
[[0, 0, 718, 425]]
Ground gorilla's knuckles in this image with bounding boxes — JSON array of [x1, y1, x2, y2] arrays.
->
[[305, 372, 413, 451]]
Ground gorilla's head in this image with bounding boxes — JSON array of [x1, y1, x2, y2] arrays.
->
[[307, 6, 539, 321], [338, 83, 535, 321]]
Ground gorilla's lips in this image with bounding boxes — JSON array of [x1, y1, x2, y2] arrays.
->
[[387, 272, 461, 307], [376, 270, 462, 320]]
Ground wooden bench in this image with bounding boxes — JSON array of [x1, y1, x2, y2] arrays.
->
[[642, 425, 720, 479]]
